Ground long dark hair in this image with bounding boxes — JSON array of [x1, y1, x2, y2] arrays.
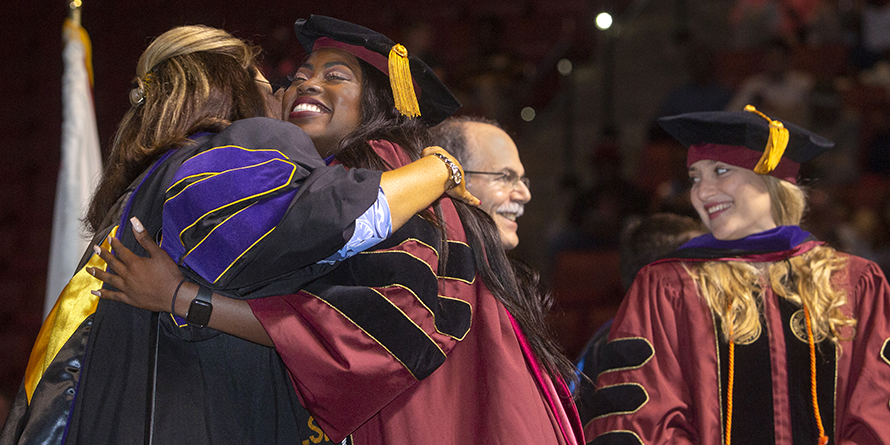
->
[[86, 25, 269, 232], [336, 61, 576, 383]]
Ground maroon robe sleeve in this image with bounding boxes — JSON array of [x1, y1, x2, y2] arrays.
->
[[835, 256, 890, 444], [248, 197, 472, 441], [249, 139, 583, 443], [586, 262, 710, 444], [247, 140, 474, 441]]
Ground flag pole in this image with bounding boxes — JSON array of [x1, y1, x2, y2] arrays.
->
[[45, 0, 102, 317], [69, 0, 82, 26]]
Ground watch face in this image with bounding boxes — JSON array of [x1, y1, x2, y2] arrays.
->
[[187, 299, 213, 328]]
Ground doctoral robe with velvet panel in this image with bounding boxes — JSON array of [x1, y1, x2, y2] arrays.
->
[[586, 240, 890, 445], [0, 117, 380, 445], [249, 139, 585, 445]]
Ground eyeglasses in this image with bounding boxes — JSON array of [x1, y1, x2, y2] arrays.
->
[[464, 170, 530, 190]]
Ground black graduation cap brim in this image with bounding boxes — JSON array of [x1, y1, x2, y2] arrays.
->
[[294, 15, 461, 126], [657, 110, 834, 183]]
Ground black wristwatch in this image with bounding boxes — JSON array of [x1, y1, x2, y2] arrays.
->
[[186, 285, 213, 328]]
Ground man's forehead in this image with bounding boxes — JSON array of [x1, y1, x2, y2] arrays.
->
[[464, 123, 522, 169]]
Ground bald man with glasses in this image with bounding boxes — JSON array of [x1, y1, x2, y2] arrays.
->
[[433, 116, 531, 250]]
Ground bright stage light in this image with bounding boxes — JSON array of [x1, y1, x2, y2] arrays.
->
[[595, 12, 613, 30]]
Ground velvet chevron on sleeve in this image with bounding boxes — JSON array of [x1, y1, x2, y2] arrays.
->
[[249, 140, 584, 445], [586, 237, 890, 445], [0, 117, 381, 445]]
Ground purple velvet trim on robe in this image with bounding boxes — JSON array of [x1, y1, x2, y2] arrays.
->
[[161, 146, 301, 284], [678, 225, 812, 253]]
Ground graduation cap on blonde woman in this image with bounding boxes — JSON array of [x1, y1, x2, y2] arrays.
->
[[657, 105, 835, 184], [294, 15, 460, 126]]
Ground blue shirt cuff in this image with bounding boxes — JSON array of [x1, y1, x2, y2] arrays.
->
[[318, 187, 392, 265]]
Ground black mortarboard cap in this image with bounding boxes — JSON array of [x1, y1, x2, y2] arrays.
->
[[657, 106, 834, 183], [294, 15, 460, 126]]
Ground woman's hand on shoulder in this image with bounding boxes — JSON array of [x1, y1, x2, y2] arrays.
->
[[422, 146, 480, 207], [88, 217, 185, 314]]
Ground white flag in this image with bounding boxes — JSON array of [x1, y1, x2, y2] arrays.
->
[[45, 18, 103, 317]]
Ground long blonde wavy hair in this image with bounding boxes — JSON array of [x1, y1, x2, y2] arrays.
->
[[687, 175, 856, 346]]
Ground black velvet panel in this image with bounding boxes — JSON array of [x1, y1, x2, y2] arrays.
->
[[306, 285, 448, 380], [599, 338, 654, 374], [434, 296, 473, 340], [441, 241, 476, 282], [716, 316, 776, 445], [302, 214, 474, 379], [777, 298, 836, 445], [590, 383, 648, 419], [588, 431, 643, 445]]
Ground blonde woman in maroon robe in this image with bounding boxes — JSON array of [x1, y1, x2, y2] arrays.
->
[[586, 107, 890, 444]]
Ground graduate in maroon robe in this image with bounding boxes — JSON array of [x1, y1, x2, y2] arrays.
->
[[241, 16, 583, 443], [586, 107, 890, 444]]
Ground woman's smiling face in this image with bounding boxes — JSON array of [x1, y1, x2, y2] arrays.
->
[[689, 160, 777, 240], [281, 48, 363, 158]]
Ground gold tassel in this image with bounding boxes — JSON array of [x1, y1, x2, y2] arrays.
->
[[388, 44, 421, 118], [745, 105, 789, 175]]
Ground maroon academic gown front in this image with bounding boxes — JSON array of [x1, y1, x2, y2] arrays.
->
[[586, 241, 890, 444], [248, 140, 583, 445]]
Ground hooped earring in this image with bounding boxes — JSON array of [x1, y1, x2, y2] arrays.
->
[[129, 72, 155, 107]]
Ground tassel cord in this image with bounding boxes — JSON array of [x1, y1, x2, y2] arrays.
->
[[745, 105, 790, 175], [803, 306, 830, 445]]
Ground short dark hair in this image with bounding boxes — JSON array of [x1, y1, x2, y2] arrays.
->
[[619, 213, 706, 290]]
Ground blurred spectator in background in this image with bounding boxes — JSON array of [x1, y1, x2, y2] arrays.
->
[[550, 126, 650, 254], [866, 190, 890, 274], [401, 20, 446, 82], [860, 95, 890, 176], [803, 79, 861, 185], [726, 38, 814, 127], [730, 0, 826, 47], [853, 0, 890, 70], [801, 0, 847, 46], [730, 0, 786, 48], [651, 41, 733, 123], [544, 127, 650, 358], [637, 132, 698, 219], [452, 14, 529, 123], [258, 24, 300, 90], [644, 40, 733, 218]]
